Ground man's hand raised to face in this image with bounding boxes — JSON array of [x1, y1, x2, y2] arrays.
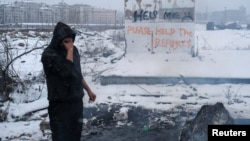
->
[[63, 38, 74, 62], [63, 38, 74, 51]]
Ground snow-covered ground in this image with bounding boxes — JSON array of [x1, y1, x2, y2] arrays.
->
[[1, 24, 250, 140]]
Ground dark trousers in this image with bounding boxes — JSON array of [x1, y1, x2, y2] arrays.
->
[[48, 100, 83, 141]]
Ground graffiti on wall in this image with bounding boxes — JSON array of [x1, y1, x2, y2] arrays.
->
[[132, 7, 194, 22], [125, 0, 195, 22], [125, 0, 195, 53], [127, 25, 193, 50]]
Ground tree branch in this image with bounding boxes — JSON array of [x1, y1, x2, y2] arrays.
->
[[3, 46, 45, 72]]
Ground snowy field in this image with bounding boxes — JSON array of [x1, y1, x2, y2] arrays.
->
[[1, 24, 250, 140]]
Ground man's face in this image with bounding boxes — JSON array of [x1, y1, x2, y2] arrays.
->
[[61, 37, 73, 48], [62, 38, 73, 44]]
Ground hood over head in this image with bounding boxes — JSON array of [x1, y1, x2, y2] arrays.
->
[[48, 22, 76, 50]]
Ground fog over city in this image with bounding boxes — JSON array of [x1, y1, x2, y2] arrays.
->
[[196, 0, 250, 14], [1, 0, 124, 11], [2, 0, 250, 14]]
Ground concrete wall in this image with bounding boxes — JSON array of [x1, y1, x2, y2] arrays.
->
[[125, 0, 195, 54], [100, 75, 250, 85]]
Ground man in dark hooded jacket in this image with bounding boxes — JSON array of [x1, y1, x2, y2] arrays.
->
[[41, 22, 96, 141]]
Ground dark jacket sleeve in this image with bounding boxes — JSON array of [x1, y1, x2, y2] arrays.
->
[[73, 46, 84, 80], [41, 48, 74, 78]]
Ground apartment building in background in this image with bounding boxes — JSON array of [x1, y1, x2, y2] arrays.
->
[[0, 0, 123, 29]]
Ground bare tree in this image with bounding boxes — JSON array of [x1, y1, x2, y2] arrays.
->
[[0, 32, 46, 101]]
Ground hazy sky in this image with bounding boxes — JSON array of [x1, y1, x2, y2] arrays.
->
[[196, 0, 250, 14], [3, 0, 250, 14], [4, 0, 124, 11]]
